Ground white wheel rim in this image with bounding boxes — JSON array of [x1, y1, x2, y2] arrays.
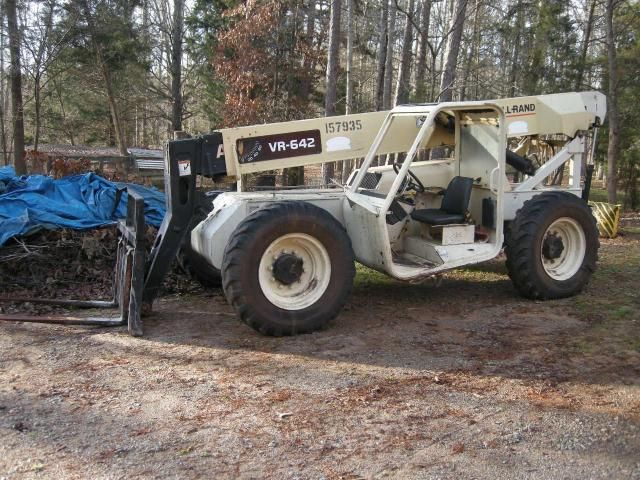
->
[[258, 233, 331, 310], [540, 217, 586, 281]]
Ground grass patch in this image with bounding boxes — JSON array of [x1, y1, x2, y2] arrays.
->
[[351, 258, 513, 309], [350, 234, 639, 356], [611, 305, 635, 320], [28, 463, 45, 472], [177, 446, 195, 456], [588, 186, 627, 205], [567, 225, 640, 355], [572, 313, 640, 354], [353, 264, 395, 287], [353, 261, 508, 289], [352, 264, 426, 302]]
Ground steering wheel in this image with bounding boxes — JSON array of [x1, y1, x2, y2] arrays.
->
[[393, 162, 425, 193]]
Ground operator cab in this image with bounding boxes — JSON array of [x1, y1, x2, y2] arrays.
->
[[343, 104, 506, 281]]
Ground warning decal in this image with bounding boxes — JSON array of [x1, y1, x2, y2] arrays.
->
[[178, 159, 192, 176]]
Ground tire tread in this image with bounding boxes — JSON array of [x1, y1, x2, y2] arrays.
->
[[505, 192, 599, 300], [221, 201, 355, 336]]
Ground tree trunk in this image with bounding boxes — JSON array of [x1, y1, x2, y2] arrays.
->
[[52, 76, 75, 146], [342, 0, 354, 183], [508, 2, 524, 97], [141, 0, 150, 146], [100, 58, 129, 158], [374, 0, 389, 110], [299, 0, 316, 102], [324, 0, 341, 116], [322, 0, 342, 184], [7, 0, 25, 175], [429, 45, 437, 101], [382, 1, 397, 109], [575, 0, 596, 90], [460, 0, 479, 100], [395, 0, 415, 105], [290, 0, 315, 186], [346, 0, 354, 115], [523, 0, 548, 95], [30, 1, 54, 154], [171, 0, 184, 131], [306, 0, 316, 47], [34, 76, 41, 151], [79, 0, 128, 159], [0, 7, 8, 166], [414, 0, 431, 101], [605, 0, 619, 204], [439, 0, 467, 101]]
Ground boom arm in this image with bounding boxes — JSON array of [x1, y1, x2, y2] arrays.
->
[[216, 91, 605, 181]]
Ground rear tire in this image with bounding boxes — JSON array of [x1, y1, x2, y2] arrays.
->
[[505, 192, 599, 299], [181, 243, 222, 287], [222, 201, 355, 336], [178, 211, 222, 288]]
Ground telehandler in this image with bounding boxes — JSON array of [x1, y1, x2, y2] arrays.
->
[[134, 91, 605, 336]]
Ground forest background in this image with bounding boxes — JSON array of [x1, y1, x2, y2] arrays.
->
[[0, 0, 638, 206]]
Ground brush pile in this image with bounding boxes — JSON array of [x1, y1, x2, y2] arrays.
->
[[0, 227, 200, 316]]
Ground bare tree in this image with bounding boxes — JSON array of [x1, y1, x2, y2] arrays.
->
[[413, 0, 431, 101], [460, 0, 479, 100], [382, 1, 397, 109], [0, 4, 8, 165], [7, 0, 25, 174], [523, 0, 550, 95], [75, 0, 128, 158], [299, 0, 316, 101], [438, 0, 467, 101], [605, 0, 621, 203], [346, 0, 354, 115], [22, 0, 70, 152], [23, 1, 54, 152], [395, 0, 415, 105], [324, 0, 342, 117], [575, 0, 597, 90], [141, 0, 151, 145], [322, 0, 342, 183], [374, 0, 389, 110], [508, 0, 525, 97], [171, 0, 184, 131], [342, 0, 354, 183]]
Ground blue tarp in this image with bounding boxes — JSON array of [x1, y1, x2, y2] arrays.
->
[[0, 166, 166, 246]]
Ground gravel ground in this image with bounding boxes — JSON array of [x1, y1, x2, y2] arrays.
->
[[1, 223, 639, 479]]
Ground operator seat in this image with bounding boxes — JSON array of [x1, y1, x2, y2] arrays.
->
[[410, 176, 474, 225]]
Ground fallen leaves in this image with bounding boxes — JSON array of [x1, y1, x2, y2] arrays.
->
[[177, 446, 195, 456], [451, 442, 465, 454], [12, 421, 28, 432]]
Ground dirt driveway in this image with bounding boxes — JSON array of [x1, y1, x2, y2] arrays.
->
[[1, 222, 639, 479]]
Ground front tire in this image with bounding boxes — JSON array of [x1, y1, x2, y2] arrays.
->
[[505, 192, 599, 299], [221, 201, 355, 336]]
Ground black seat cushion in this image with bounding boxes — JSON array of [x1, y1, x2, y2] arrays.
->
[[410, 209, 465, 225], [411, 176, 474, 226], [441, 176, 474, 214]]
